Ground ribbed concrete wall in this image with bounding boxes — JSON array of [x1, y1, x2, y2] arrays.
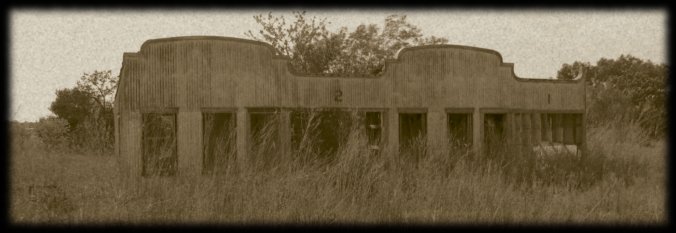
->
[[115, 37, 584, 112], [113, 36, 586, 178]]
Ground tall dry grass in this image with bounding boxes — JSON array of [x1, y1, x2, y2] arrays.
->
[[9, 116, 665, 225]]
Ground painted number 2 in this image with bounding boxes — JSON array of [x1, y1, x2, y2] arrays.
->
[[334, 89, 343, 102]]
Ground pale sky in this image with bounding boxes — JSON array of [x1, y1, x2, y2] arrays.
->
[[10, 9, 666, 122]]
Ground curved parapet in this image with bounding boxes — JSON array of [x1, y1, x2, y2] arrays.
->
[[115, 36, 585, 111], [395, 44, 583, 83], [139, 36, 280, 58]]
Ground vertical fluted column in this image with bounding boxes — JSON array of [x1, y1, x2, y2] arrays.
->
[[236, 108, 249, 167]]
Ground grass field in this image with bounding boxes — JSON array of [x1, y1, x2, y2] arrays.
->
[[9, 122, 665, 225]]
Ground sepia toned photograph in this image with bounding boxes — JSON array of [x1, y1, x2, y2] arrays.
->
[[9, 8, 667, 225]]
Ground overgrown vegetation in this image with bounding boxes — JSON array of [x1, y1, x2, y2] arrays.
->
[[41, 70, 117, 154], [557, 55, 668, 139], [246, 11, 448, 76], [10, 115, 664, 224]]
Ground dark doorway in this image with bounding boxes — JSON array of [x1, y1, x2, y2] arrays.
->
[[573, 114, 583, 145], [291, 109, 355, 159], [363, 112, 383, 153], [448, 113, 472, 151], [541, 114, 552, 142], [202, 113, 235, 175], [483, 113, 506, 159], [290, 110, 313, 152], [399, 113, 427, 155], [142, 113, 177, 177], [249, 111, 280, 157]]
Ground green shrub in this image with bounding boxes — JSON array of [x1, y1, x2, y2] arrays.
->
[[34, 116, 69, 151], [68, 115, 114, 154], [10, 122, 33, 153]]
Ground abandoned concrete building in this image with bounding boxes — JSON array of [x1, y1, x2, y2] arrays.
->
[[113, 36, 586, 178]]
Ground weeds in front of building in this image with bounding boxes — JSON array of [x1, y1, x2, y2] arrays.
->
[[10, 111, 663, 224]]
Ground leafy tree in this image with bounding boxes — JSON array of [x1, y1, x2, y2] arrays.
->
[[246, 11, 342, 75], [75, 70, 118, 152], [246, 11, 448, 76], [557, 55, 668, 138], [329, 15, 448, 75], [47, 70, 118, 153], [76, 70, 117, 112], [34, 116, 69, 150], [76, 70, 117, 130], [49, 88, 95, 130], [556, 61, 591, 81]]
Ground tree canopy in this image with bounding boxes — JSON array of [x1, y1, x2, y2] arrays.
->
[[246, 11, 448, 76], [49, 88, 94, 130], [47, 70, 118, 152], [76, 70, 117, 115], [50, 70, 117, 129], [557, 55, 667, 138]]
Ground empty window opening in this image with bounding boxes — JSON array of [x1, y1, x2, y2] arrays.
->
[[573, 114, 583, 145], [483, 114, 505, 158], [534, 113, 582, 156], [399, 113, 427, 156], [447, 113, 472, 150], [291, 109, 356, 159], [563, 113, 583, 154], [540, 114, 548, 141], [541, 114, 553, 142], [249, 111, 280, 157], [291, 110, 312, 152], [552, 114, 564, 143], [562, 114, 575, 145], [142, 113, 177, 177], [363, 112, 383, 152], [202, 113, 235, 175]]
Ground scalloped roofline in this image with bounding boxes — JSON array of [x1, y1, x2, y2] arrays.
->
[[395, 44, 582, 83], [140, 35, 278, 54], [133, 36, 582, 83]]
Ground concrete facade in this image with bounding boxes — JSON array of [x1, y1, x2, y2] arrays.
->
[[113, 36, 586, 179]]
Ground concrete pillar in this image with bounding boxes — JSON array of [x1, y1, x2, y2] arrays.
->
[[427, 108, 447, 151], [236, 108, 249, 166], [523, 113, 531, 144], [472, 108, 482, 156], [278, 109, 292, 159], [532, 113, 542, 145], [515, 113, 525, 155], [512, 113, 521, 148], [131, 112, 143, 178], [386, 108, 399, 157], [122, 111, 143, 191], [115, 113, 120, 160], [504, 113, 517, 158], [523, 113, 532, 153], [579, 113, 587, 159], [177, 111, 202, 177]]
